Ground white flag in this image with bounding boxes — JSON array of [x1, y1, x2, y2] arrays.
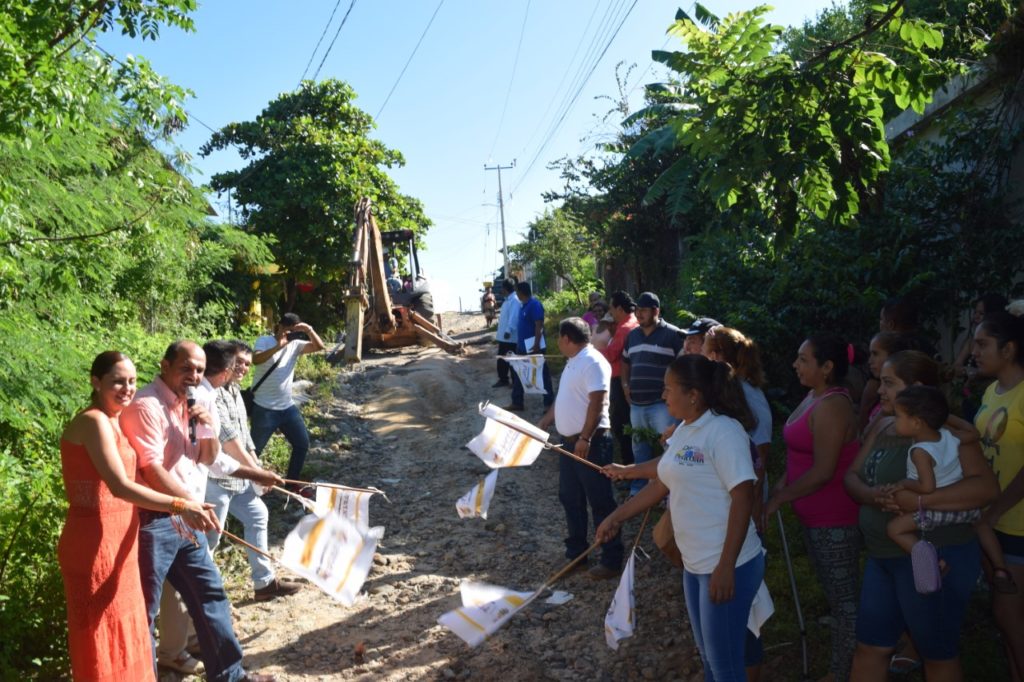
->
[[604, 553, 636, 650], [466, 403, 549, 468], [437, 582, 534, 647], [314, 487, 372, 531], [747, 580, 775, 638], [456, 469, 499, 519], [280, 513, 378, 606], [502, 354, 547, 394]]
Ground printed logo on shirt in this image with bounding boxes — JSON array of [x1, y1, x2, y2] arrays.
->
[[673, 446, 705, 465]]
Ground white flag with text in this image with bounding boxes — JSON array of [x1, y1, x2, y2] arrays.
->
[[456, 469, 499, 519], [314, 487, 372, 532], [502, 354, 547, 394], [466, 403, 549, 468], [437, 582, 534, 647], [281, 513, 379, 606]]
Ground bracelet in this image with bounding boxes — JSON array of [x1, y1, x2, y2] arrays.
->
[[169, 497, 187, 515]]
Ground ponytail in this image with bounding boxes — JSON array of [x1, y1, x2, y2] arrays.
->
[[704, 326, 766, 388], [669, 355, 755, 431]]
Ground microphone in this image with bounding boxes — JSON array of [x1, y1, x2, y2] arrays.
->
[[186, 386, 197, 445]]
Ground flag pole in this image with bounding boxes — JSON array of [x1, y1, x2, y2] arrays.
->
[[221, 529, 277, 562], [485, 416, 605, 473], [281, 479, 385, 496], [271, 485, 317, 508], [630, 509, 652, 555]]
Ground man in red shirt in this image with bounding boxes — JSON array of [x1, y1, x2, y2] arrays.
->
[[602, 291, 639, 464]]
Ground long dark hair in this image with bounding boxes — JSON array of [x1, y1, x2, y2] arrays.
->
[[978, 311, 1024, 366], [668, 355, 755, 431], [885, 350, 939, 387], [805, 333, 850, 385]]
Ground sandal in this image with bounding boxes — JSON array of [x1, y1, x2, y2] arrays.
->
[[889, 655, 922, 675], [992, 567, 1018, 594]]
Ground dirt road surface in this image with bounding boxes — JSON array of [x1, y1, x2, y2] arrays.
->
[[176, 312, 782, 681]]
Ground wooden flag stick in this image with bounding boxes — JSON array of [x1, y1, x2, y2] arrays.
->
[[631, 509, 652, 555], [498, 354, 563, 362], [221, 529, 276, 562], [538, 540, 604, 591], [487, 417, 604, 473], [271, 485, 317, 509], [281, 479, 384, 495]]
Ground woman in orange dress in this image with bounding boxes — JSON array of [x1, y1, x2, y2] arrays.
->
[[58, 351, 214, 681]]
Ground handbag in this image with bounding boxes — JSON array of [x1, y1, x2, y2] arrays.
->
[[241, 353, 283, 414], [653, 509, 683, 569]]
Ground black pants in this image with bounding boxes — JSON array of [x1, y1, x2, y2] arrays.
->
[[609, 378, 634, 464], [496, 341, 517, 382], [559, 432, 623, 569]]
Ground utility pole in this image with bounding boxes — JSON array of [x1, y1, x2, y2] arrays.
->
[[484, 160, 515, 280]]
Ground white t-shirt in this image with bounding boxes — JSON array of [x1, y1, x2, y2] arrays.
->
[[554, 345, 611, 437], [908, 427, 963, 488], [742, 382, 772, 446], [657, 410, 762, 574], [252, 335, 309, 410]]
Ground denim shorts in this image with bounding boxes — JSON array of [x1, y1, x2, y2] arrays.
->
[[996, 530, 1024, 566], [855, 539, 980, 660]]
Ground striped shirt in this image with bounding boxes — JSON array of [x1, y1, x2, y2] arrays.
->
[[622, 319, 684, 405], [209, 383, 256, 492]]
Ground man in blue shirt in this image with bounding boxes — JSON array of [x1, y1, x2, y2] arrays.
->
[[621, 291, 683, 495], [507, 281, 554, 411]]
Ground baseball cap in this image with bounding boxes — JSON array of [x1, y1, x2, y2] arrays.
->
[[636, 292, 660, 309], [684, 317, 721, 335]]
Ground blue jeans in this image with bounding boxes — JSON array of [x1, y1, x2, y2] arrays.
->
[[137, 512, 245, 682], [251, 403, 309, 480], [205, 479, 275, 589], [628, 401, 676, 495], [559, 432, 624, 569], [683, 552, 766, 682], [856, 539, 980, 661], [510, 340, 554, 408]]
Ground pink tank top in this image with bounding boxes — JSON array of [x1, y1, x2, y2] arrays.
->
[[783, 388, 860, 528]]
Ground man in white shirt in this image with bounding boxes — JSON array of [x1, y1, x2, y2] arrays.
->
[[492, 279, 521, 388], [250, 313, 325, 487], [539, 317, 624, 579]]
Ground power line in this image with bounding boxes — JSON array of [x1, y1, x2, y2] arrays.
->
[[298, 0, 344, 84], [375, 0, 445, 121], [513, 0, 630, 188], [310, 0, 359, 82], [512, 0, 638, 195], [487, 0, 532, 159]]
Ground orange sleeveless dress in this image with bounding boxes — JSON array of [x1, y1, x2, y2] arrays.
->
[[58, 419, 155, 682]]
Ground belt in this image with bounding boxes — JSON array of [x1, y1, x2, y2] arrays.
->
[[563, 427, 607, 443]]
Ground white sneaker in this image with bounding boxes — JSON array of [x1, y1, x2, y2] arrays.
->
[[158, 652, 204, 675]]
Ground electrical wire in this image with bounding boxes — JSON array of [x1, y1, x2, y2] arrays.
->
[[488, 0, 532, 159], [298, 0, 344, 84], [512, 0, 638, 195], [375, 0, 446, 121], [310, 0, 359, 82]]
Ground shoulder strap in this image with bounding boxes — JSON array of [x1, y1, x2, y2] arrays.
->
[[251, 352, 284, 393]]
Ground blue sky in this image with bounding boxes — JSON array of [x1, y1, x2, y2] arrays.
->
[[101, 1, 843, 312]]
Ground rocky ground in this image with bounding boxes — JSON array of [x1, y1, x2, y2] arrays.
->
[[168, 312, 790, 682]]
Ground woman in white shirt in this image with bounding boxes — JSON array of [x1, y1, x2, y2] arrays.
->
[[597, 355, 764, 681]]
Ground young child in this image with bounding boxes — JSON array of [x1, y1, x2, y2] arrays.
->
[[886, 386, 1016, 592]]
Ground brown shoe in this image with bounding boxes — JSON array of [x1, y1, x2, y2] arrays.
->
[[587, 564, 620, 580], [254, 578, 301, 602]]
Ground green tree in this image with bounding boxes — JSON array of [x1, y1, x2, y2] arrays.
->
[[200, 79, 431, 320], [509, 207, 601, 307], [0, 0, 196, 136], [632, 2, 955, 239]]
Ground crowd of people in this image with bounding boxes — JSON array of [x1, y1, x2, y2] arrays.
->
[[58, 313, 324, 681], [491, 284, 1024, 682]]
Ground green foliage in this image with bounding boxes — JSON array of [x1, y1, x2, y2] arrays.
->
[[0, 0, 196, 136], [634, 2, 958, 237], [200, 80, 431, 324], [509, 207, 601, 306]]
